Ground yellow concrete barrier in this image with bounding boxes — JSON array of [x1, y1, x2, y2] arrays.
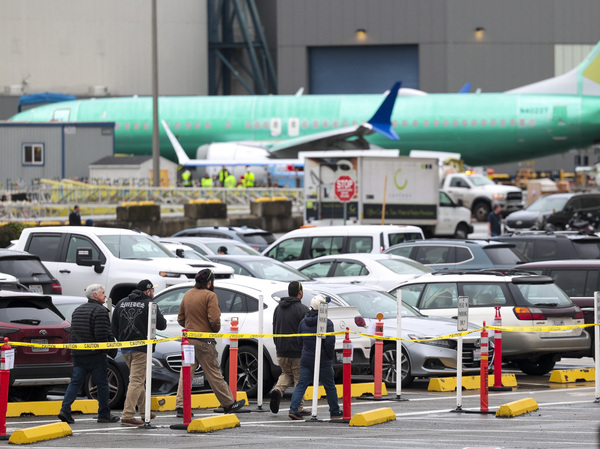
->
[[496, 398, 539, 418], [549, 368, 595, 383], [304, 383, 387, 399], [187, 414, 240, 433], [428, 374, 517, 392], [151, 392, 248, 411], [9, 422, 71, 444], [7, 399, 98, 417], [349, 407, 396, 427]]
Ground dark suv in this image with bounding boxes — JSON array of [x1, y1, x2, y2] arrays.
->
[[172, 226, 275, 252], [494, 231, 600, 262], [0, 250, 62, 294]]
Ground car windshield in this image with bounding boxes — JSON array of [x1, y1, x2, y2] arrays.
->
[[377, 258, 432, 275], [515, 282, 573, 307], [0, 299, 65, 325], [241, 233, 276, 245], [469, 175, 496, 186], [483, 246, 526, 264], [100, 235, 174, 259], [204, 242, 260, 255], [242, 259, 311, 281], [526, 195, 570, 212], [335, 290, 421, 319], [0, 258, 50, 279]]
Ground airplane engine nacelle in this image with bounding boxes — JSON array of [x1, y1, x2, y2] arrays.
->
[[197, 143, 271, 185]]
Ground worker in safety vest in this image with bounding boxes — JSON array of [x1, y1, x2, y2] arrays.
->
[[218, 166, 229, 187], [224, 173, 237, 188], [181, 169, 192, 187], [201, 173, 213, 188], [244, 166, 255, 187]]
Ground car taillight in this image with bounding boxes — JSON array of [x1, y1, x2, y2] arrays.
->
[[0, 327, 19, 337], [513, 306, 546, 320], [574, 310, 584, 319], [354, 316, 367, 328], [51, 282, 62, 294]]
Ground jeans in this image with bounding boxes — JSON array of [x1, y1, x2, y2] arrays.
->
[[60, 353, 110, 418], [289, 364, 340, 415]]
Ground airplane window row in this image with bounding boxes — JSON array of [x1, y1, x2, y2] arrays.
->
[[114, 117, 537, 132]]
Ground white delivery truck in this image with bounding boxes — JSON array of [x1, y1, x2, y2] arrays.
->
[[303, 151, 473, 238]]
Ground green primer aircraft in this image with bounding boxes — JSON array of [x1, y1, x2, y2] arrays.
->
[[9, 41, 600, 167]]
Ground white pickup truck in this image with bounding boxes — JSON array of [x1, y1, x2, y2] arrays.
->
[[12, 226, 233, 301], [441, 173, 523, 222]]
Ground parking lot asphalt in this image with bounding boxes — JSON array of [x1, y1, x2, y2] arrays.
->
[[1, 357, 598, 449]]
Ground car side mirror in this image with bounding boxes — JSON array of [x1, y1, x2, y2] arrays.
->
[[456, 199, 463, 207], [175, 248, 185, 258], [76, 247, 105, 274]]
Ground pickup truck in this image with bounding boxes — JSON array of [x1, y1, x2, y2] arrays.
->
[[441, 173, 523, 222], [12, 226, 233, 301]]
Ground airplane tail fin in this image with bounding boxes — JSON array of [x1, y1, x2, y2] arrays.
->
[[161, 120, 191, 166], [507, 41, 600, 95], [366, 81, 401, 140]]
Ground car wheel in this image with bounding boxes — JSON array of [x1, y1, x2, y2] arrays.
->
[[473, 201, 491, 222], [371, 345, 414, 387], [516, 355, 556, 376], [225, 345, 274, 397], [84, 360, 126, 409], [454, 223, 470, 239]]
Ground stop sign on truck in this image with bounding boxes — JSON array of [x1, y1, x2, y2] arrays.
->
[[334, 175, 356, 202]]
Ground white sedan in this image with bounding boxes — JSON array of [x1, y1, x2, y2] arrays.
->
[[297, 253, 432, 290]]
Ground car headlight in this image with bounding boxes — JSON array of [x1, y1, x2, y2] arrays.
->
[[492, 193, 506, 201], [159, 271, 182, 278], [408, 334, 456, 349]]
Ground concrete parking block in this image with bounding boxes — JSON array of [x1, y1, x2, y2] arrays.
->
[[428, 374, 517, 392], [7, 399, 98, 417], [304, 383, 387, 399], [151, 392, 248, 411], [549, 368, 595, 383], [496, 398, 539, 418], [9, 422, 72, 444], [187, 414, 240, 433], [349, 407, 396, 427]]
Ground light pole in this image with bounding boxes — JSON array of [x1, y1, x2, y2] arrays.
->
[[151, 0, 160, 187]]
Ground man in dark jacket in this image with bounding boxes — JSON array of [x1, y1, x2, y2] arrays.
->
[[112, 279, 167, 426], [58, 284, 119, 424], [269, 281, 309, 414], [288, 295, 341, 420]]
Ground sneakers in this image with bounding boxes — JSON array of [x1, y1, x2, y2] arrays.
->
[[269, 390, 281, 414], [121, 417, 144, 427], [58, 411, 74, 424], [299, 410, 312, 416], [97, 414, 120, 423], [288, 411, 304, 420], [176, 408, 194, 419], [223, 399, 245, 413], [140, 412, 156, 420], [330, 410, 343, 420]]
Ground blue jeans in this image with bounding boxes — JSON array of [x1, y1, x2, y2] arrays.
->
[[61, 353, 110, 418], [289, 364, 340, 415]]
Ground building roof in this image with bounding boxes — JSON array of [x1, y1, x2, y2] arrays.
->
[[91, 156, 152, 166]]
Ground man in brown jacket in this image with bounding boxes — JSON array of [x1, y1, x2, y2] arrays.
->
[[174, 268, 245, 417]]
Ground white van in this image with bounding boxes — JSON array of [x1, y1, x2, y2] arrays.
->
[[262, 225, 424, 268]]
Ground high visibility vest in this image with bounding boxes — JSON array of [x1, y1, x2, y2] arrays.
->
[[244, 171, 255, 187], [201, 177, 213, 188], [218, 169, 229, 183], [224, 174, 237, 188], [182, 170, 192, 186]]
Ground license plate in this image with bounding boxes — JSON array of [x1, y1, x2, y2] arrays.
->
[[29, 285, 43, 293], [192, 375, 205, 388], [31, 339, 48, 352], [472, 349, 481, 361], [552, 320, 565, 326]]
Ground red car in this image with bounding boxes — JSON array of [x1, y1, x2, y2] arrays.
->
[[0, 291, 72, 401]]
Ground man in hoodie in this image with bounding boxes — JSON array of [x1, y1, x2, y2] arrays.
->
[[288, 295, 342, 421], [112, 279, 167, 427], [269, 281, 309, 414]]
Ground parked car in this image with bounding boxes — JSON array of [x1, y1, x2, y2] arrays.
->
[[516, 259, 600, 357], [390, 270, 590, 375], [0, 291, 72, 401], [172, 226, 276, 252], [297, 253, 432, 290], [158, 241, 234, 277], [504, 192, 600, 232], [206, 255, 312, 282], [263, 225, 425, 268], [153, 277, 373, 396], [0, 249, 62, 294], [493, 231, 600, 262], [0, 273, 30, 292], [384, 239, 526, 270], [161, 237, 261, 256], [51, 296, 206, 408], [305, 283, 491, 387]]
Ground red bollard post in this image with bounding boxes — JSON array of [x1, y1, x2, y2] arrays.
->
[[480, 322, 489, 412], [0, 338, 12, 439], [373, 313, 384, 399], [343, 327, 352, 420], [493, 306, 503, 388], [181, 329, 193, 426], [228, 317, 239, 398]]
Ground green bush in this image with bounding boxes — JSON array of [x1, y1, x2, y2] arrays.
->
[[0, 222, 34, 248]]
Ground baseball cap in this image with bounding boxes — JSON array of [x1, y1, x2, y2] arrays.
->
[[310, 295, 325, 310], [136, 279, 155, 291]]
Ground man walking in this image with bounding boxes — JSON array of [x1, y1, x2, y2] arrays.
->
[[269, 281, 310, 415], [488, 203, 502, 237], [112, 280, 167, 426], [58, 284, 119, 424], [174, 269, 245, 417]]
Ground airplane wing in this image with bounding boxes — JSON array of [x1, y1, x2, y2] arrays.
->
[[266, 81, 402, 159]]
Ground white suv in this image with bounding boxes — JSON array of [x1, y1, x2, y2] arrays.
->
[[153, 277, 372, 396], [391, 270, 590, 375], [12, 226, 233, 301]]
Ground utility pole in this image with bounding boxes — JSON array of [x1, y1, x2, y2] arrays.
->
[[151, 0, 160, 187]]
